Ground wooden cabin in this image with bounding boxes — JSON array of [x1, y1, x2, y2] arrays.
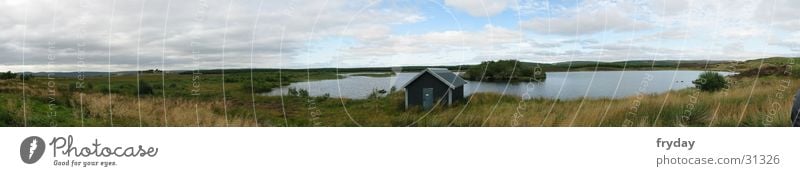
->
[[401, 68, 467, 110]]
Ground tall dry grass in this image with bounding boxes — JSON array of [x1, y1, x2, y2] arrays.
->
[[389, 76, 795, 127], [1, 81, 256, 126], [75, 93, 257, 127], [2, 75, 796, 127]]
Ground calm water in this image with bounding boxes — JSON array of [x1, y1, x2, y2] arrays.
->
[[264, 71, 734, 100]]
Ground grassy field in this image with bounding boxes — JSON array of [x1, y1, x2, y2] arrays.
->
[[1, 57, 799, 127]]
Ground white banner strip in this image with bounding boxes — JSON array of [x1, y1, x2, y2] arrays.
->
[[1, 128, 794, 175]]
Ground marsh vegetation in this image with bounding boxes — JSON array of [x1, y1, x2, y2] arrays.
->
[[0, 57, 798, 127]]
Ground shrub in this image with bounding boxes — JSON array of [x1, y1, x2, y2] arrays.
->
[[139, 80, 155, 95], [241, 82, 275, 93], [0, 108, 16, 126], [316, 93, 330, 102], [789, 65, 800, 77], [287, 88, 309, 98], [692, 71, 727, 92], [298, 89, 309, 97], [367, 88, 387, 99], [288, 87, 299, 96], [19, 74, 34, 81], [0, 71, 16, 80]]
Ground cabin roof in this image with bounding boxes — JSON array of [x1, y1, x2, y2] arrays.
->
[[402, 68, 467, 89]]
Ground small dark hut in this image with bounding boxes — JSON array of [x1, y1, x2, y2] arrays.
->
[[401, 68, 467, 110]]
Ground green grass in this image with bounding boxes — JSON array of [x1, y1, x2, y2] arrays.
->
[[1, 57, 799, 127], [1, 74, 796, 127]]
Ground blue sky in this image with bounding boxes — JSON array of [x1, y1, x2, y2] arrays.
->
[[295, 0, 799, 69], [0, 0, 798, 71]]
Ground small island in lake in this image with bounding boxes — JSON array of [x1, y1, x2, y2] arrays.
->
[[462, 60, 547, 82]]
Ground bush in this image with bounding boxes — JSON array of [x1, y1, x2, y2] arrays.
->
[[298, 89, 309, 97], [288, 87, 298, 96], [19, 74, 34, 81], [139, 80, 155, 95], [241, 82, 276, 93], [692, 71, 727, 92], [367, 88, 387, 99], [0, 71, 17, 80], [319, 93, 330, 100], [789, 65, 800, 77], [287, 88, 309, 97], [0, 108, 16, 126]]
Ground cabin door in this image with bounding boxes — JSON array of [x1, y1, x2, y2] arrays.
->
[[422, 88, 434, 110]]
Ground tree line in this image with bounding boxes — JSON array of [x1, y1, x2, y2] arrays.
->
[[462, 60, 546, 82], [0, 71, 33, 80]]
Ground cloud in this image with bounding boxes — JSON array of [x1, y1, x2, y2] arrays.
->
[[520, 1, 651, 36], [767, 32, 800, 50], [0, 0, 798, 72], [720, 27, 764, 39], [444, 0, 513, 17], [343, 24, 524, 57], [326, 24, 568, 67], [754, 0, 800, 30], [0, 0, 422, 72], [561, 39, 599, 45], [722, 42, 745, 55], [648, 0, 688, 16]]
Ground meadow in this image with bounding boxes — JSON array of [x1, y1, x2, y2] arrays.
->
[[0, 57, 798, 127]]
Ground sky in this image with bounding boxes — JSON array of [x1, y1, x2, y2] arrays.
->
[[0, 0, 799, 72]]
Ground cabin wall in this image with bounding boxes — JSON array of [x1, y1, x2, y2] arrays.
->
[[406, 72, 451, 107], [453, 86, 464, 102]]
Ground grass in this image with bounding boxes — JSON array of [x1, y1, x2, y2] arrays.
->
[[1, 74, 793, 127], [365, 76, 795, 127], [0, 70, 338, 127], [1, 57, 798, 127]]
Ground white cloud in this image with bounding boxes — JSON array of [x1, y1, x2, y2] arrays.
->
[[333, 24, 533, 66], [444, 0, 513, 17], [753, 0, 800, 31], [0, 0, 798, 72], [720, 27, 764, 39], [0, 0, 422, 71], [520, 0, 651, 36], [344, 24, 523, 56], [767, 32, 800, 50], [648, 0, 688, 16]]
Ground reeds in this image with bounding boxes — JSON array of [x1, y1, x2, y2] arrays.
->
[[1, 75, 795, 127]]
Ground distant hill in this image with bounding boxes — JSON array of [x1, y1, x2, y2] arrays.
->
[[21, 72, 111, 78], [11, 57, 799, 78], [537, 60, 736, 71]]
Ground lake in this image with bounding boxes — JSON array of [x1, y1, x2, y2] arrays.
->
[[264, 70, 734, 100]]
